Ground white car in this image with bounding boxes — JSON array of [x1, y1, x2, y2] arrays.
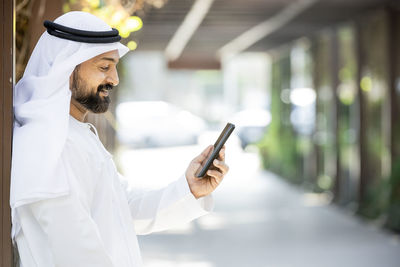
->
[[229, 109, 271, 149], [116, 101, 207, 148]]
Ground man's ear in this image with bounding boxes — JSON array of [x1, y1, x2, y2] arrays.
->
[[69, 73, 73, 91], [69, 64, 80, 91]]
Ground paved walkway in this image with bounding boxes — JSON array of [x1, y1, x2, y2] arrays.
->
[[132, 149, 400, 267]]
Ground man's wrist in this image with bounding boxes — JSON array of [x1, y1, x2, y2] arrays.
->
[[184, 173, 205, 199]]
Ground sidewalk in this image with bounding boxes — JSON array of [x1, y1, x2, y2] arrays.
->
[[137, 150, 400, 267]]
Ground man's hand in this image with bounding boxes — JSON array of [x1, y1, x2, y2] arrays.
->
[[185, 145, 229, 199]]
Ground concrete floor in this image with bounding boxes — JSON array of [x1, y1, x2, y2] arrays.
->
[[118, 143, 400, 267]]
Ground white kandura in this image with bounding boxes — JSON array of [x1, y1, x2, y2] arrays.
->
[[15, 115, 212, 266], [10, 11, 214, 267]]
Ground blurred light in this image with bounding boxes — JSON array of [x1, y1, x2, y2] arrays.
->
[[338, 83, 356, 105], [67, 1, 145, 41], [87, 0, 100, 9], [152, 0, 166, 9], [302, 192, 332, 207], [81, 7, 91, 13], [360, 76, 372, 92], [125, 16, 143, 32], [111, 10, 124, 25], [96, 6, 112, 20], [119, 24, 131, 38], [290, 106, 315, 135], [290, 87, 316, 106], [317, 174, 332, 190], [230, 109, 271, 127], [63, 3, 71, 13], [127, 41, 137, 51], [280, 88, 291, 104]]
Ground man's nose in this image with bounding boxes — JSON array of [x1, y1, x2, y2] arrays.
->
[[106, 68, 119, 86]]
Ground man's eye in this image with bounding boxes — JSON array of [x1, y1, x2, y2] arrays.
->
[[100, 66, 109, 71]]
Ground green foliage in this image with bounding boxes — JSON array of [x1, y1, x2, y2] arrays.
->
[[386, 158, 400, 232], [257, 57, 300, 183], [358, 177, 390, 220], [357, 158, 400, 232], [258, 118, 300, 183]]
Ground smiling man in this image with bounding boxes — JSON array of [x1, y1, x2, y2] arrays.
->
[[69, 51, 119, 117], [10, 11, 229, 267]]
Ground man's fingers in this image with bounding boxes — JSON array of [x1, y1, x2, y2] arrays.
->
[[213, 159, 229, 175], [192, 145, 213, 164], [218, 146, 226, 161], [207, 170, 223, 184]]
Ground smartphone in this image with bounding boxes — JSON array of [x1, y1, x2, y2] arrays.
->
[[196, 122, 235, 178]]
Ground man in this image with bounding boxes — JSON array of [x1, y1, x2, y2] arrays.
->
[[10, 11, 229, 267]]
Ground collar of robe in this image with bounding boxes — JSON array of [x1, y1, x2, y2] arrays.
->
[[44, 20, 121, 43]]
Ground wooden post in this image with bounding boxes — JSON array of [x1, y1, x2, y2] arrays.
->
[[389, 4, 400, 168], [310, 38, 320, 187], [1, 0, 15, 266], [331, 29, 341, 203], [355, 17, 368, 207], [387, 5, 400, 231]]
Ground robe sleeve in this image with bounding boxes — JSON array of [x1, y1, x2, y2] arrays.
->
[[119, 174, 214, 235], [20, 193, 116, 267]]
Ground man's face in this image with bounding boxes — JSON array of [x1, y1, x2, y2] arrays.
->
[[70, 50, 120, 113]]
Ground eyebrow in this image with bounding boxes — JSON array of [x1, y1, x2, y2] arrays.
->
[[98, 57, 118, 63]]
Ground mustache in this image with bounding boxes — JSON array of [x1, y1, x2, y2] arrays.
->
[[97, 83, 113, 93]]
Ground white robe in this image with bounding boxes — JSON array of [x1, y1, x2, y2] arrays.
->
[[14, 116, 213, 267]]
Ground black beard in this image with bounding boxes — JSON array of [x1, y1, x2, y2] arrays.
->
[[75, 84, 113, 114], [70, 66, 114, 114]]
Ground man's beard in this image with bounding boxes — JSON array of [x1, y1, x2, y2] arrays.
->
[[71, 68, 113, 114]]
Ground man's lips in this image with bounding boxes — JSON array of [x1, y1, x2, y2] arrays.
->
[[100, 89, 109, 96], [98, 85, 113, 96]]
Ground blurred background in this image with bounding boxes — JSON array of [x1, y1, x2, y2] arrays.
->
[[15, 0, 400, 266]]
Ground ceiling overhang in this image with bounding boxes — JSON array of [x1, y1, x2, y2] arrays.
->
[[132, 0, 396, 69]]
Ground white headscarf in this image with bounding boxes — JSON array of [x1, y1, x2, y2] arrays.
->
[[10, 11, 129, 241]]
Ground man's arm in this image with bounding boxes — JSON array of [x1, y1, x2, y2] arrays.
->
[[17, 194, 115, 267], [122, 174, 213, 235], [119, 145, 228, 235]]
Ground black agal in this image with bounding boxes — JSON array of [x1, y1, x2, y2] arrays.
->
[[44, 20, 121, 43]]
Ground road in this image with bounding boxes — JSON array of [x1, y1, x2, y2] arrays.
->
[[116, 140, 400, 267]]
